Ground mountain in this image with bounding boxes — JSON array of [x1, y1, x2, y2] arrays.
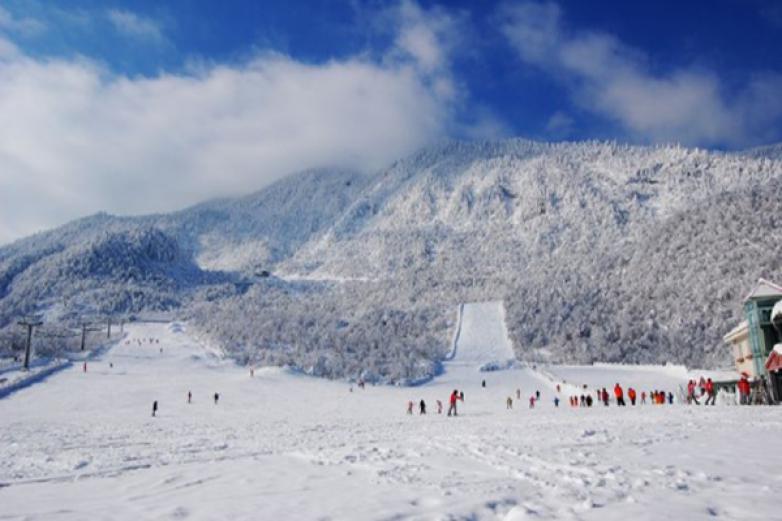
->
[[0, 168, 367, 326], [2, 140, 782, 381]]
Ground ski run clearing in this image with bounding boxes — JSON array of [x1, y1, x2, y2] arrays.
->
[[1, 303, 782, 521]]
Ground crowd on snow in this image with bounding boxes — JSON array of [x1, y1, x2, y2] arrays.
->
[[400, 374, 763, 416]]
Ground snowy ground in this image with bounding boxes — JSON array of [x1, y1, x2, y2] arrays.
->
[[1, 304, 781, 520]]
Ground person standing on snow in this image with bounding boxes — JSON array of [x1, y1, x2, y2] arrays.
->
[[407, 401, 414, 415], [687, 380, 699, 405], [447, 390, 462, 416], [554, 396, 560, 407], [419, 399, 427, 415], [628, 387, 637, 406], [214, 392, 220, 405], [529, 395, 536, 408], [614, 383, 625, 406], [601, 388, 609, 406], [152, 401, 158, 417], [187, 391, 192, 404], [437, 400, 443, 414], [704, 378, 716, 406], [507, 396, 513, 409]]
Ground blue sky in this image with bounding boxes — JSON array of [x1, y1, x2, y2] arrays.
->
[[1, 0, 782, 242]]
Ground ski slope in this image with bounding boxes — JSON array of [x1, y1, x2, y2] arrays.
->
[[1, 321, 781, 520], [450, 302, 516, 366]]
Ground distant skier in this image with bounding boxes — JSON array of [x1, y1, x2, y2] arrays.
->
[[482, 379, 486, 388], [554, 397, 560, 408], [250, 368, 254, 378], [704, 378, 716, 405], [516, 388, 521, 400], [152, 400, 158, 417], [601, 388, 609, 406], [586, 395, 593, 407], [614, 383, 625, 406], [419, 399, 426, 415], [447, 390, 461, 416], [436, 400, 443, 414], [506, 396, 513, 409], [214, 392, 220, 405], [83, 362, 87, 373], [187, 391, 192, 404], [628, 387, 637, 406], [535, 390, 540, 400], [641, 391, 647, 404], [407, 401, 414, 415], [667, 392, 674, 404], [529, 395, 535, 409]]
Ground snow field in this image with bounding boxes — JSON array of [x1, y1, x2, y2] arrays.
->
[[0, 320, 781, 520]]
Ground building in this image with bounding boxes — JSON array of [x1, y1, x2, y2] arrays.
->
[[724, 278, 782, 402]]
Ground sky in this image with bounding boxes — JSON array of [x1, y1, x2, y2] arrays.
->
[[1, 0, 782, 244]]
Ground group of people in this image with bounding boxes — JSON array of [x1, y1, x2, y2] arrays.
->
[[566, 384, 674, 408], [151, 391, 221, 417], [406, 389, 465, 417], [686, 377, 717, 405]]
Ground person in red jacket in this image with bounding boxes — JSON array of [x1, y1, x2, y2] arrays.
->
[[447, 389, 462, 416], [614, 383, 625, 406], [601, 388, 609, 406], [738, 377, 750, 405], [628, 387, 637, 406], [704, 378, 716, 405]]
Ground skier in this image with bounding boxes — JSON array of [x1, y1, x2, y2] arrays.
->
[[554, 396, 560, 408], [535, 390, 541, 400], [83, 362, 87, 373], [667, 391, 674, 404], [614, 383, 625, 406], [516, 388, 521, 400], [152, 400, 158, 417], [419, 399, 426, 415], [482, 379, 486, 388], [506, 396, 513, 409], [704, 378, 716, 406], [628, 387, 637, 406], [529, 395, 535, 408], [447, 390, 461, 416], [436, 400, 443, 414], [641, 391, 647, 404], [214, 392, 220, 405], [687, 380, 699, 405], [250, 368, 254, 378], [187, 391, 192, 404], [586, 395, 593, 407], [601, 388, 609, 406], [407, 401, 414, 415]]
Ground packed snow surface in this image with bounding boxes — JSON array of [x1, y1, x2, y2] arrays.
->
[[1, 322, 781, 520], [450, 302, 516, 366]]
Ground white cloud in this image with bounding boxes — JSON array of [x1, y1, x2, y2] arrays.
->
[[499, 1, 782, 147], [545, 111, 573, 137], [0, 46, 456, 244], [0, 6, 46, 37], [106, 9, 164, 43]]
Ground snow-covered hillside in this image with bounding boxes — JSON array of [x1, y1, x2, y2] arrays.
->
[[2, 139, 782, 376], [1, 322, 779, 521]]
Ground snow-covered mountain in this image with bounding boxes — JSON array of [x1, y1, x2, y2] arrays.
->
[[2, 140, 782, 380]]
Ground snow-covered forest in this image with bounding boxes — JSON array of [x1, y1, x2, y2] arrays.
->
[[2, 139, 782, 382]]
